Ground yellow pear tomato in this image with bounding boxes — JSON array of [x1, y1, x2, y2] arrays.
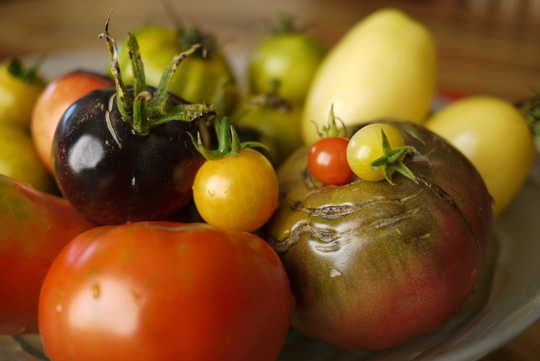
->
[[302, 8, 438, 145]]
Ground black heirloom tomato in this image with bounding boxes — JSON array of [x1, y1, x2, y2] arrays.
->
[[52, 13, 215, 225], [53, 87, 207, 225]]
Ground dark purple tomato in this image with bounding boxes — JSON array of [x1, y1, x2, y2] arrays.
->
[[52, 86, 211, 225]]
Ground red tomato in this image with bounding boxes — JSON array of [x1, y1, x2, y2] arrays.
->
[[31, 71, 114, 173], [308, 137, 354, 185], [38, 222, 294, 361], [0, 174, 95, 334]]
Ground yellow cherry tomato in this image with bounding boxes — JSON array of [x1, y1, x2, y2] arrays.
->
[[425, 95, 536, 216], [346, 123, 407, 182], [193, 148, 279, 232]]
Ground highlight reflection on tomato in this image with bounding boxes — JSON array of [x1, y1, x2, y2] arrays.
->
[[38, 222, 294, 361]]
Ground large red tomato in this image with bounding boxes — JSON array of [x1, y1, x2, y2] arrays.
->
[[38, 222, 293, 361]]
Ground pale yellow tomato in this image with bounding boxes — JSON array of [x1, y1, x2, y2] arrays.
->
[[302, 8, 437, 145], [425, 95, 535, 216]]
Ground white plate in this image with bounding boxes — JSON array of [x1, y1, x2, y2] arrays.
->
[[3, 51, 540, 361]]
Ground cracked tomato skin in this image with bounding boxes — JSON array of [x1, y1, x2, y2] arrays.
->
[[52, 86, 209, 225], [38, 222, 294, 361], [265, 119, 492, 350]]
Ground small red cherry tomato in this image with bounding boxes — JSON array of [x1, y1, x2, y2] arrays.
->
[[308, 137, 354, 185]]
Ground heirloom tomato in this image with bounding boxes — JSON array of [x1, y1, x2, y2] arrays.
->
[[0, 57, 45, 128], [52, 16, 215, 225], [0, 174, 95, 334], [39, 222, 294, 361], [191, 118, 279, 232], [425, 95, 535, 216], [31, 71, 114, 173], [265, 119, 492, 350], [248, 13, 325, 105]]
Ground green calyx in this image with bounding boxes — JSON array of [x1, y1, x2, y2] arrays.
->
[[99, 10, 216, 135], [248, 79, 291, 112], [5, 56, 45, 85], [276, 12, 294, 34], [371, 129, 417, 185], [161, 0, 216, 58], [189, 117, 270, 161], [519, 90, 540, 136], [312, 104, 347, 138], [178, 26, 216, 58]]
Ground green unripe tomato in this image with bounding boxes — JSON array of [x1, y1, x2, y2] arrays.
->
[[234, 98, 303, 165], [248, 16, 325, 105]]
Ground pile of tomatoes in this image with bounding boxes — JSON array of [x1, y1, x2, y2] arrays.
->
[[0, 6, 538, 361]]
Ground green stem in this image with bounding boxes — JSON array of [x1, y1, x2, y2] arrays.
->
[[311, 104, 347, 139], [370, 129, 417, 185], [99, 9, 216, 135], [148, 44, 202, 117], [189, 117, 270, 160], [127, 33, 146, 96], [99, 9, 133, 122], [519, 90, 540, 136], [277, 12, 294, 33], [6, 56, 45, 84]]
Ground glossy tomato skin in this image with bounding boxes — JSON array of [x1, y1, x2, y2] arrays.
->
[[308, 137, 354, 185], [52, 86, 206, 225], [0, 174, 95, 334], [31, 71, 114, 173], [193, 148, 279, 232], [39, 222, 294, 361], [266, 119, 492, 350]]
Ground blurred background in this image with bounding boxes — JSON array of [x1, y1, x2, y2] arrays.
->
[[0, 0, 540, 360], [0, 0, 539, 101]]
